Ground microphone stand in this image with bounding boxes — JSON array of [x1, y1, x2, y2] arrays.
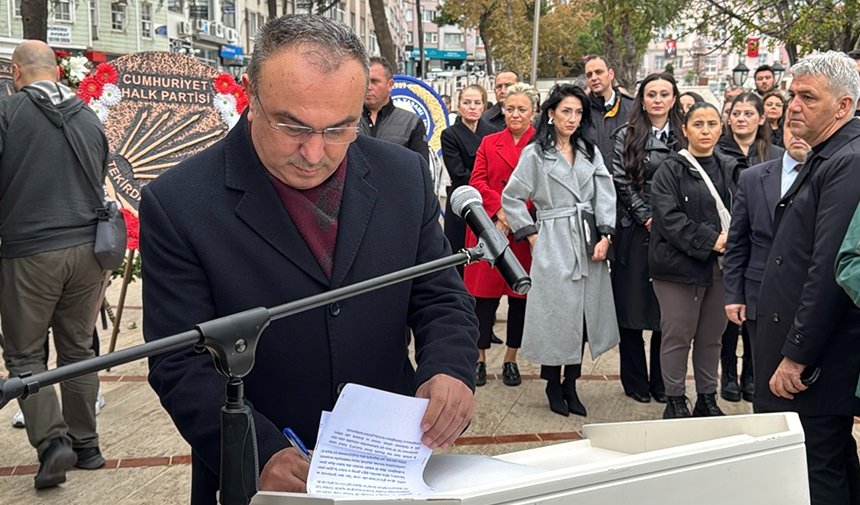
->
[[0, 238, 511, 505]]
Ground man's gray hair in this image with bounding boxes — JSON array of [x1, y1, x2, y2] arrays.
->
[[790, 51, 860, 108], [247, 15, 369, 90]]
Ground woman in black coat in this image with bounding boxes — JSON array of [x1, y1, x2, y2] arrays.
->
[[441, 84, 496, 276], [716, 92, 784, 404], [650, 102, 742, 419], [611, 72, 687, 404]]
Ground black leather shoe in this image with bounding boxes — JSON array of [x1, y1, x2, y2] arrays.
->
[[74, 447, 106, 470], [475, 362, 487, 387], [651, 391, 667, 403], [545, 381, 568, 416], [490, 333, 503, 345], [662, 395, 692, 419], [562, 378, 587, 417], [34, 437, 77, 490], [502, 362, 521, 386], [693, 393, 726, 417], [740, 356, 755, 402], [720, 356, 742, 402], [627, 392, 651, 403]]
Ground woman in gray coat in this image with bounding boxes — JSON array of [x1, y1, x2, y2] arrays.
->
[[502, 84, 620, 417]]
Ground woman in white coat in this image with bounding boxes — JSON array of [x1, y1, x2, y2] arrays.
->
[[502, 84, 620, 417]]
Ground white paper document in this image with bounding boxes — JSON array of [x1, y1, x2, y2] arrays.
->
[[306, 384, 544, 498], [307, 384, 433, 496]]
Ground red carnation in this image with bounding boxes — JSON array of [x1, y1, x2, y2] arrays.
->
[[227, 82, 246, 100], [94, 63, 118, 85], [58, 66, 65, 79], [54, 49, 71, 60], [120, 208, 140, 250], [214, 73, 236, 93], [76, 75, 103, 103]]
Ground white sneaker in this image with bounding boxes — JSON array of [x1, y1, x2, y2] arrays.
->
[[95, 388, 105, 416], [11, 409, 25, 428]]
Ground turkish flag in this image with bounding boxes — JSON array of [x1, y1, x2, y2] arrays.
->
[[747, 37, 760, 58]]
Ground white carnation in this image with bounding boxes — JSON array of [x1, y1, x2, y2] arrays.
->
[[100, 83, 122, 106], [214, 93, 237, 115], [89, 99, 109, 122], [220, 108, 239, 129]]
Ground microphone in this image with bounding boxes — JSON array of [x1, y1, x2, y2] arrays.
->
[[450, 186, 531, 295]]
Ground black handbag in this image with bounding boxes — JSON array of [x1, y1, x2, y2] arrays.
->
[[94, 200, 127, 270], [582, 210, 598, 257]]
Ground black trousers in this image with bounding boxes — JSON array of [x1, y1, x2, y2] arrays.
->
[[799, 414, 860, 505], [720, 321, 751, 362], [619, 328, 664, 396], [475, 297, 525, 350]]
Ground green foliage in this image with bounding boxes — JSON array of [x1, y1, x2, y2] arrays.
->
[[665, 62, 675, 74], [684, 70, 696, 84], [689, 0, 860, 64], [111, 252, 142, 283]]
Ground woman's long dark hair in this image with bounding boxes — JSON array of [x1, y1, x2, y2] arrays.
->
[[622, 72, 687, 193], [530, 84, 596, 163], [726, 92, 773, 162]]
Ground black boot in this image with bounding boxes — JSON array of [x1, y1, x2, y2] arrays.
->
[[740, 356, 755, 402], [475, 362, 487, 387], [561, 378, 587, 417], [693, 393, 726, 417], [545, 380, 569, 416], [720, 356, 742, 402], [662, 395, 692, 419]]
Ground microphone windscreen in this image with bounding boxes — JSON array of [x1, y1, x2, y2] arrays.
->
[[450, 186, 483, 219]]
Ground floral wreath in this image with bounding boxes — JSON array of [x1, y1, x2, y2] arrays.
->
[[55, 50, 91, 88], [76, 63, 121, 122], [212, 73, 248, 129]]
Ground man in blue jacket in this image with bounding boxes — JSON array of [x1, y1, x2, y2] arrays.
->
[[140, 15, 478, 504]]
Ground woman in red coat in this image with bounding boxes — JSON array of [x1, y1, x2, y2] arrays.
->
[[465, 83, 537, 388]]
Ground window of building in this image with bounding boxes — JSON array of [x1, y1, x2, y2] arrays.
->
[[14, 0, 21, 17], [421, 10, 435, 23], [706, 56, 717, 74], [91, 0, 99, 40], [54, 0, 72, 22], [406, 31, 412, 44], [654, 55, 665, 70], [350, 12, 355, 30], [337, 2, 345, 22], [141, 3, 153, 38], [111, 3, 126, 30], [168, 0, 183, 12], [223, 1, 236, 28], [423, 32, 437, 44], [405, 9, 412, 22], [360, 18, 365, 37], [249, 11, 258, 38], [443, 33, 463, 49], [369, 32, 378, 54]]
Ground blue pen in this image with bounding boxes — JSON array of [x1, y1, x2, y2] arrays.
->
[[283, 427, 312, 463]]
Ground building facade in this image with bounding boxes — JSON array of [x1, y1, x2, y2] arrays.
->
[[403, 0, 482, 77]]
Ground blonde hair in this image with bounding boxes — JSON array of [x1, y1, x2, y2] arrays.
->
[[505, 83, 539, 111], [458, 84, 487, 112]]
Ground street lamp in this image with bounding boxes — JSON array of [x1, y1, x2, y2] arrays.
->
[[771, 61, 785, 85], [732, 62, 749, 86]]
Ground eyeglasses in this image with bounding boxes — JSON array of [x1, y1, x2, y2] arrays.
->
[[254, 93, 359, 145]]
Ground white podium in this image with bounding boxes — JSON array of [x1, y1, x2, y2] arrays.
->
[[251, 412, 810, 505]]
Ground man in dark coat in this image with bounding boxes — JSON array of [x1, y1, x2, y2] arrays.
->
[[140, 15, 478, 505], [481, 70, 519, 132], [723, 122, 810, 343], [583, 56, 633, 169], [755, 51, 860, 505]]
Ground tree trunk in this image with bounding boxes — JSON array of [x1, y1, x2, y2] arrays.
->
[[416, 0, 424, 78], [268, 0, 278, 19], [785, 43, 798, 66], [618, 16, 637, 91], [368, 0, 397, 67], [21, 0, 48, 41], [479, 15, 494, 73]]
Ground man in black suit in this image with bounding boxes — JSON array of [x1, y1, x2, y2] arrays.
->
[[755, 51, 860, 505], [140, 15, 478, 504], [723, 122, 810, 344], [481, 70, 518, 132]]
